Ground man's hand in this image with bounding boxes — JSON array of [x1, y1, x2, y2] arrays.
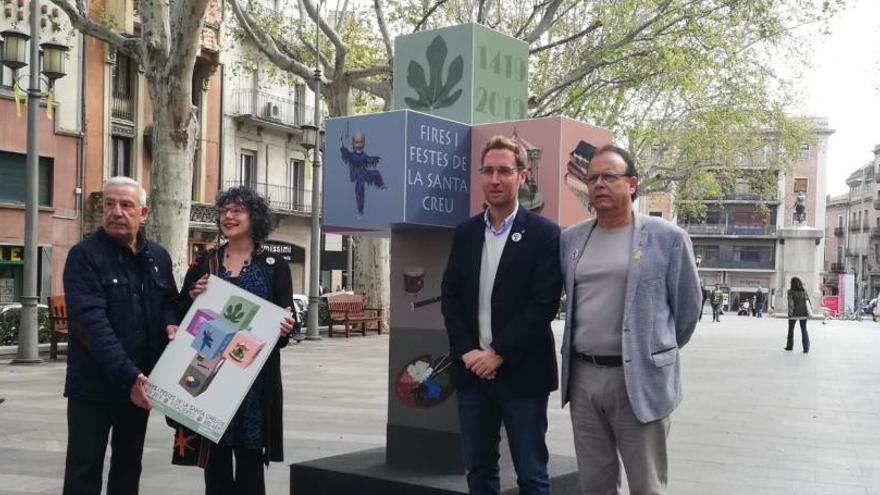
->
[[130, 373, 152, 411], [464, 349, 503, 380], [165, 325, 178, 341]]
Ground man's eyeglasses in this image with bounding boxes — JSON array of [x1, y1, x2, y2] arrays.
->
[[217, 205, 248, 217], [584, 172, 631, 185], [479, 166, 520, 177]]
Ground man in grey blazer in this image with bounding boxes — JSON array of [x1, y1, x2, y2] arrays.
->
[[559, 144, 701, 494]]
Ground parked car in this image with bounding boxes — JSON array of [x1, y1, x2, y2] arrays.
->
[[0, 303, 51, 346], [292, 294, 308, 340]]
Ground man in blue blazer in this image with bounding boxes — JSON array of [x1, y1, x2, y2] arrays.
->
[[442, 136, 562, 495], [559, 145, 700, 494]]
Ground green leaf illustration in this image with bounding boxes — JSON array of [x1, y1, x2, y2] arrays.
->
[[223, 303, 245, 324], [405, 35, 464, 110]]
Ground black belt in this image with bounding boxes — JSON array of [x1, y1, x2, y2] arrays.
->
[[575, 353, 623, 367]]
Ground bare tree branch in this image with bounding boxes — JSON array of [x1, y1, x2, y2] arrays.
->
[[530, 20, 602, 54], [167, 0, 212, 79], [373, 0, 393, 61], [301, 0, 347, 57], [49, 0, 141, 60], [413, 0, 449, 32], [227, 0, 320, 83], [520, 0, 564, 43], [347, 65, 391, 80]]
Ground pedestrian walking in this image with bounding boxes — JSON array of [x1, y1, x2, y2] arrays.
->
[[710, 284, 723, 322], [755, 287, 765, 318], [785, 277, 810, 353]]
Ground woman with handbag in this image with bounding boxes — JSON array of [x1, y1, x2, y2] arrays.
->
[[785, 277, 811, 353], [177, 186, 297, 495]]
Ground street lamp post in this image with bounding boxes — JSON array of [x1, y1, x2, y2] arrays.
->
[[302, 2, 324, 341], [2, 2, 69, 364]]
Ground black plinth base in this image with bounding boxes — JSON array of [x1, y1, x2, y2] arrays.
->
[[290, 447, 580, 495]]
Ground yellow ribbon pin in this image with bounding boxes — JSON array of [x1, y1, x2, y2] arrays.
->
[[634, 249, 643, 262]]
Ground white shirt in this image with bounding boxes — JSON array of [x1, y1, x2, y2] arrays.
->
[[478, 204, 518, 349]]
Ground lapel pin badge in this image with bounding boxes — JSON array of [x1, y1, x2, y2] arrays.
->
[[511, 232, 522, 243], [571, 249, 579, 259], [266, 257, 275, 265], [634, 249, 644, 262]]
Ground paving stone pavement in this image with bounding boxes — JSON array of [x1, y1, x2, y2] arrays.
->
[[2, 315, 880, 494]]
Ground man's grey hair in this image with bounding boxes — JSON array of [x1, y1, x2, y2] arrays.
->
[[104, 176, 148, 206]]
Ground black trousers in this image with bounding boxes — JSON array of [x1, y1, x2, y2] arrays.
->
[[786, 319, 810, 351], [204, 445, 265, 495], [63, 398, 149, 495]]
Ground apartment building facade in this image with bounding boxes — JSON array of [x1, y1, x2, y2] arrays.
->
[[680, 119, 833, 311], [0, 3, 83, 302], [823, 143, 880, 301]]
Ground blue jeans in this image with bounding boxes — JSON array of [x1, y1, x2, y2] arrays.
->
[[456, 384, 551, 495], [712, 304, 721, 321]]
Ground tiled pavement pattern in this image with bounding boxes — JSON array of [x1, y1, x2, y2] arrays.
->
[[2, 315, 880, 494]]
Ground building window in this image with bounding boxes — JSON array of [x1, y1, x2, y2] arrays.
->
[[649, 211, 662, 217], [240, 150, 256, 187], [111, 136, 133, 177], [289, 159, 305, 206], [793, 178, 808, 193], [837, 246, 843, 263], [111, 52, 136, 121], [0, 152, 53, 206], [838, 215, 843, 228], [799, 143, 810, 160]]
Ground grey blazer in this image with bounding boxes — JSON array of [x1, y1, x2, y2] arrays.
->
[[559, 213, 701, 423]]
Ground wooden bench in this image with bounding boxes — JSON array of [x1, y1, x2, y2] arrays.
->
[[48, 295, 68, 360], [326, 294, 383, 338]]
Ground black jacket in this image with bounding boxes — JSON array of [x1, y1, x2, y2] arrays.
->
[[63, 229, 178, 402], [178, 244, 292, 463], [441, 208, 562, 397]]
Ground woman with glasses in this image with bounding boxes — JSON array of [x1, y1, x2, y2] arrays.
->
[[176, 186, 296, 494]]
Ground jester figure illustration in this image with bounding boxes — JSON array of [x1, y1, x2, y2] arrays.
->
[[339, 127, 386, 215]]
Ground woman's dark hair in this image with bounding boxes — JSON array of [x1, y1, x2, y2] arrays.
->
[[215, 186, 274, 242], [790, 277, 805, 292]]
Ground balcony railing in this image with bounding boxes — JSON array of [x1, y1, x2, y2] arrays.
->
[[830, 262, 846, 273], [111, 91, 134, 122], [696, 258, 775, 270], [849, 223, 863, 232], [224, 181, 314, 215], [681, 223, 776, 236], [230, 89, 315, 129], [834, 226, 844, 237], [871, 227, 880, 239], [846, 247, 864, 257], [874, 199, 880, 210]]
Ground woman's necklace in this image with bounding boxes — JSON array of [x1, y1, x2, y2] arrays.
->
[[224, 247, 251, 274]]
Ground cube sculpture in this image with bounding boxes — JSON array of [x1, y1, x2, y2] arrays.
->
[[191, 319, 237, 361], [186, 308, 219, 336], [470, 117, 614, 228], [220, 296, 259, 331], [324, 110, 472, 231], [393, 23, 528, 125], [223, 331, 266, 369], [180, 353, 225, 397]]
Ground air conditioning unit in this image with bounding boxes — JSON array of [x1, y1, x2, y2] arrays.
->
[[263, 102, 280, 119]]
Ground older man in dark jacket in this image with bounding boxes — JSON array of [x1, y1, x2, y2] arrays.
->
[[62, 177, 178, 495]]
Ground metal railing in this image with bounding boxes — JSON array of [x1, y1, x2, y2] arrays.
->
[[834, 226, 844, 237], [830, 262, 846, 273], [849, 222, 863, 232], [230, 89, 315, 128], [871, 227, 880, 239], [111, 91, 134, 121], [681, 223, 776, 236], [224, 180, 314, 215], [696, 258, 775, 270]]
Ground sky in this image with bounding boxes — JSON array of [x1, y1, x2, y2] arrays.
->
[[794, 0, 880, 196]]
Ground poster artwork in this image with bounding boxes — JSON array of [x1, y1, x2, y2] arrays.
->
[[144, 275, 288, 443]]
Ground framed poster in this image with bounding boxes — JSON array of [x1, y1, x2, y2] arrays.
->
[[144, 275, 288, 442]]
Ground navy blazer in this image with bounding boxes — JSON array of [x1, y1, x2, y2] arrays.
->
[[63, 229, 178, 402], [441, 207, 562, 397]]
